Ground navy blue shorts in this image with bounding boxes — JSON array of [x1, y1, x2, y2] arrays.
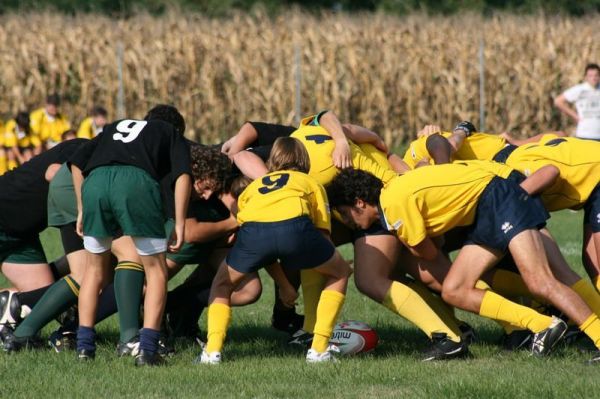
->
[[351, 220, 393, 242], [493, 144, 518, 163], [465, 177, 549, 252], [226, 216, 335, 273], [584, 183, 600, 233]]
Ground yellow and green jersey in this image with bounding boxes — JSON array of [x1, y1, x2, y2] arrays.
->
[[237, 170, 331, 232], [402, 131, 507, 169], [379, 160, 512, 246], [29, 108, 71, 144], [291, 114, 396, 186], [505, 134, 600, 211]]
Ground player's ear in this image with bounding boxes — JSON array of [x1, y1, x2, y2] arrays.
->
[[354, 198, 367, 209]]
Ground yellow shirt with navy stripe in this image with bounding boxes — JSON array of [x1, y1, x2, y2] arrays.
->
[[77, 117, 102, 139], [29, 108, 71, 144], [402, 132, 506, 169], [237, 170, 331, 232], [291, 114, 396, 186], [4, 119, 42, 148], [380, 160, 513, 246], [505, 134, 600, 211]]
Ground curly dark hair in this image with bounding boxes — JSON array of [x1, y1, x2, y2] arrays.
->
[[144, 104, 186, 135], [190, 144, 232, 194], [326, 168, 383, 208]]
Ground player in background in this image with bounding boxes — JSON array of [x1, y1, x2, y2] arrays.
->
[[70, 104, 192, 366], [199, 137, 351, 364], [3, 112, 43, 168], [76, 106, 108, 139], [30, 94, 71, 150]]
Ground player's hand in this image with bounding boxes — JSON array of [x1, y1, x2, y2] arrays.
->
[[168, 222, 185, 253], [333, 139, 352, 169], [221, 137, 234, 154], [417, 125, 442, 138], [278, 285, 298, 308], [76, 211, 84, 237], [374, 138, 389, 153]]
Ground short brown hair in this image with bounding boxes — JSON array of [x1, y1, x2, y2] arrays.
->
[[190, 144, 231, 193], [266, 137, 310, 173]]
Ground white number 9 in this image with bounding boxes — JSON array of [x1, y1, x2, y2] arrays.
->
[[113, 119, 147, 143]]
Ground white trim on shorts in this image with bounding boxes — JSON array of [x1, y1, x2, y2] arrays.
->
[[132, 237, 167, 256], [83, 236, 112, 254]]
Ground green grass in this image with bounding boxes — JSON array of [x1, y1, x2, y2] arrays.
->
[[1, 210, 599, 398]]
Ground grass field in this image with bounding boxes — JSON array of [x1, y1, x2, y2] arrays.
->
[[1, 210, 599, 398]]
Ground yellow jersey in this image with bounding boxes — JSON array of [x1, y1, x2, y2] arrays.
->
[[505, 134, 600, 211], [379, 161, 511, 246], [291, 115, 396, 186], [29, 108, 71, 144], [77, 117, 102, 139], [4, 119, 42, 148], [402, 132, 507, 169], [237, 170, 331, 232]]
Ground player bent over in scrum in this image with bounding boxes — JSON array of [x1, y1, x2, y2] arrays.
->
[[327, 164, 600, 362], [199, 137, 351, 364]]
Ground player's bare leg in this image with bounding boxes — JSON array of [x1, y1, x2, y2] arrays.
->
[[1, 262, 54, 292]]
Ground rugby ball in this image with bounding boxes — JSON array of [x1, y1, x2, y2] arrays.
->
[[330, 320, 378, 355]]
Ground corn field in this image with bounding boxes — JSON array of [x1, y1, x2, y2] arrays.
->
[[0, 11, 598, 145]]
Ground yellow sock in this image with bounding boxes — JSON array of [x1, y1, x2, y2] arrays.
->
[[0, 155, 6, 175], [475, 280, 523, 333], [593, 276, 600, 292], [407, 280, 458, 323], [491, 269, 534, 299], [206, 303, 231, 353], [384, 281, 462, 342], [580, 314, 600, 349], [479, 290, 552, 333], [311, 290, 345, 353], [572, 279, 600, 316], [300, 269, 326, 333]]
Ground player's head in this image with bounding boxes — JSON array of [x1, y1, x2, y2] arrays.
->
[[267, 137, 310, 173], [190, 144, 232, 200], [61, 129, 77, 142], [15, 111, 30, 131], [584, 63, 600, 87], [327, 168, 383, 229], [144, 104, 186, 136], [90, 106, 108, 127], [45, 93, 61, 116], [228, 175, 253, 199]]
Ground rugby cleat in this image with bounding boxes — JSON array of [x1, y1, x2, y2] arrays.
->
[[422, 333, 469, 361], [587, 350, 600, 365], [116, 336, 140, 357], [271, 307, 304, 335], [500, 330, 533, 351], [195, 350, 221, 365], [134, 349, 166, 367], [287, 329, 313, 347], [458, 321, 476, 345], [306, 348, 338, 363], [530, 316, 568, 356], [48, 327, 77, 353], [2, 329, 43, 353], [76, 348, 95, 361], [0, 290, 22, 332]]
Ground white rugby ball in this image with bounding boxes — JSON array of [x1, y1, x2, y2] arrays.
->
[[330, 320, 378, 355]]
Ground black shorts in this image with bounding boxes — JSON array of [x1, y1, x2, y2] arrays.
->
[[584, 183, 600, 233], [226, 216, 335, 273], [465, 177, 549, 252], [493, 144, 518, 163]]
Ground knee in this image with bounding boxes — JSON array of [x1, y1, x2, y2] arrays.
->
[[441, 281, 464, 307]]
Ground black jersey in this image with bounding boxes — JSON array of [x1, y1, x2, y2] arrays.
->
[[69, 119, 191, 183], [247, 122, 295, 147], [0, 139, 88, 237]]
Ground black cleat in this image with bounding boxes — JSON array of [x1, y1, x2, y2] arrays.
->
[[48, 327, 77, 353], [157, 335, 175, 357], [272, 307, 305, 335], [501, 330, 533, 351], [0, 290, 22, 333], [530, 316, 568, 356], [2, 329, 42, 353], [76, 348, 95, 361], [117, 336, 140, 357], [458, 322, 476, 345], [287, 329, 313, 347], [422, 333, 469, 361], [135, 349, 166, 367]]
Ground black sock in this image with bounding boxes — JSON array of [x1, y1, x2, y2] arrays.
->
[[166, 286, 210, 336], [48, 255, 70, 280], [16, 285, 52, 309], [96, 283, 118, 323]]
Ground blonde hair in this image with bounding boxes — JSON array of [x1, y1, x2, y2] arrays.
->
[[266, 137, 311, 173]]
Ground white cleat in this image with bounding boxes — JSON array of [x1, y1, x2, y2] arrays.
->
[[197, 350, 221, 365], [306, 348, 338, 363]]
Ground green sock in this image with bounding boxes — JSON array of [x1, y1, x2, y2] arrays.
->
[[14, 276, 79, 338], [114, 261, 145, 343]]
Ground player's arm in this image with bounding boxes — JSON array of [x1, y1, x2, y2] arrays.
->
[[425, 134, 453, 164], [318, 110, 351, 169], [519, 165, 560, 196], [500, 131, 567, 146], [554, 93, 579, 123], [265, 262, 298, 308], [402, 236, 439, 261], [341, 124, 388, 153], [170, 173, 192, 252], [44, 163, 63, 182], [222, 122, 258, 158], [387, 154, 411, 174], [71, 164, 85, 236], [184, 215, 238, 243], [232, 150, 268, 179], [417, 124, 442, 138]]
